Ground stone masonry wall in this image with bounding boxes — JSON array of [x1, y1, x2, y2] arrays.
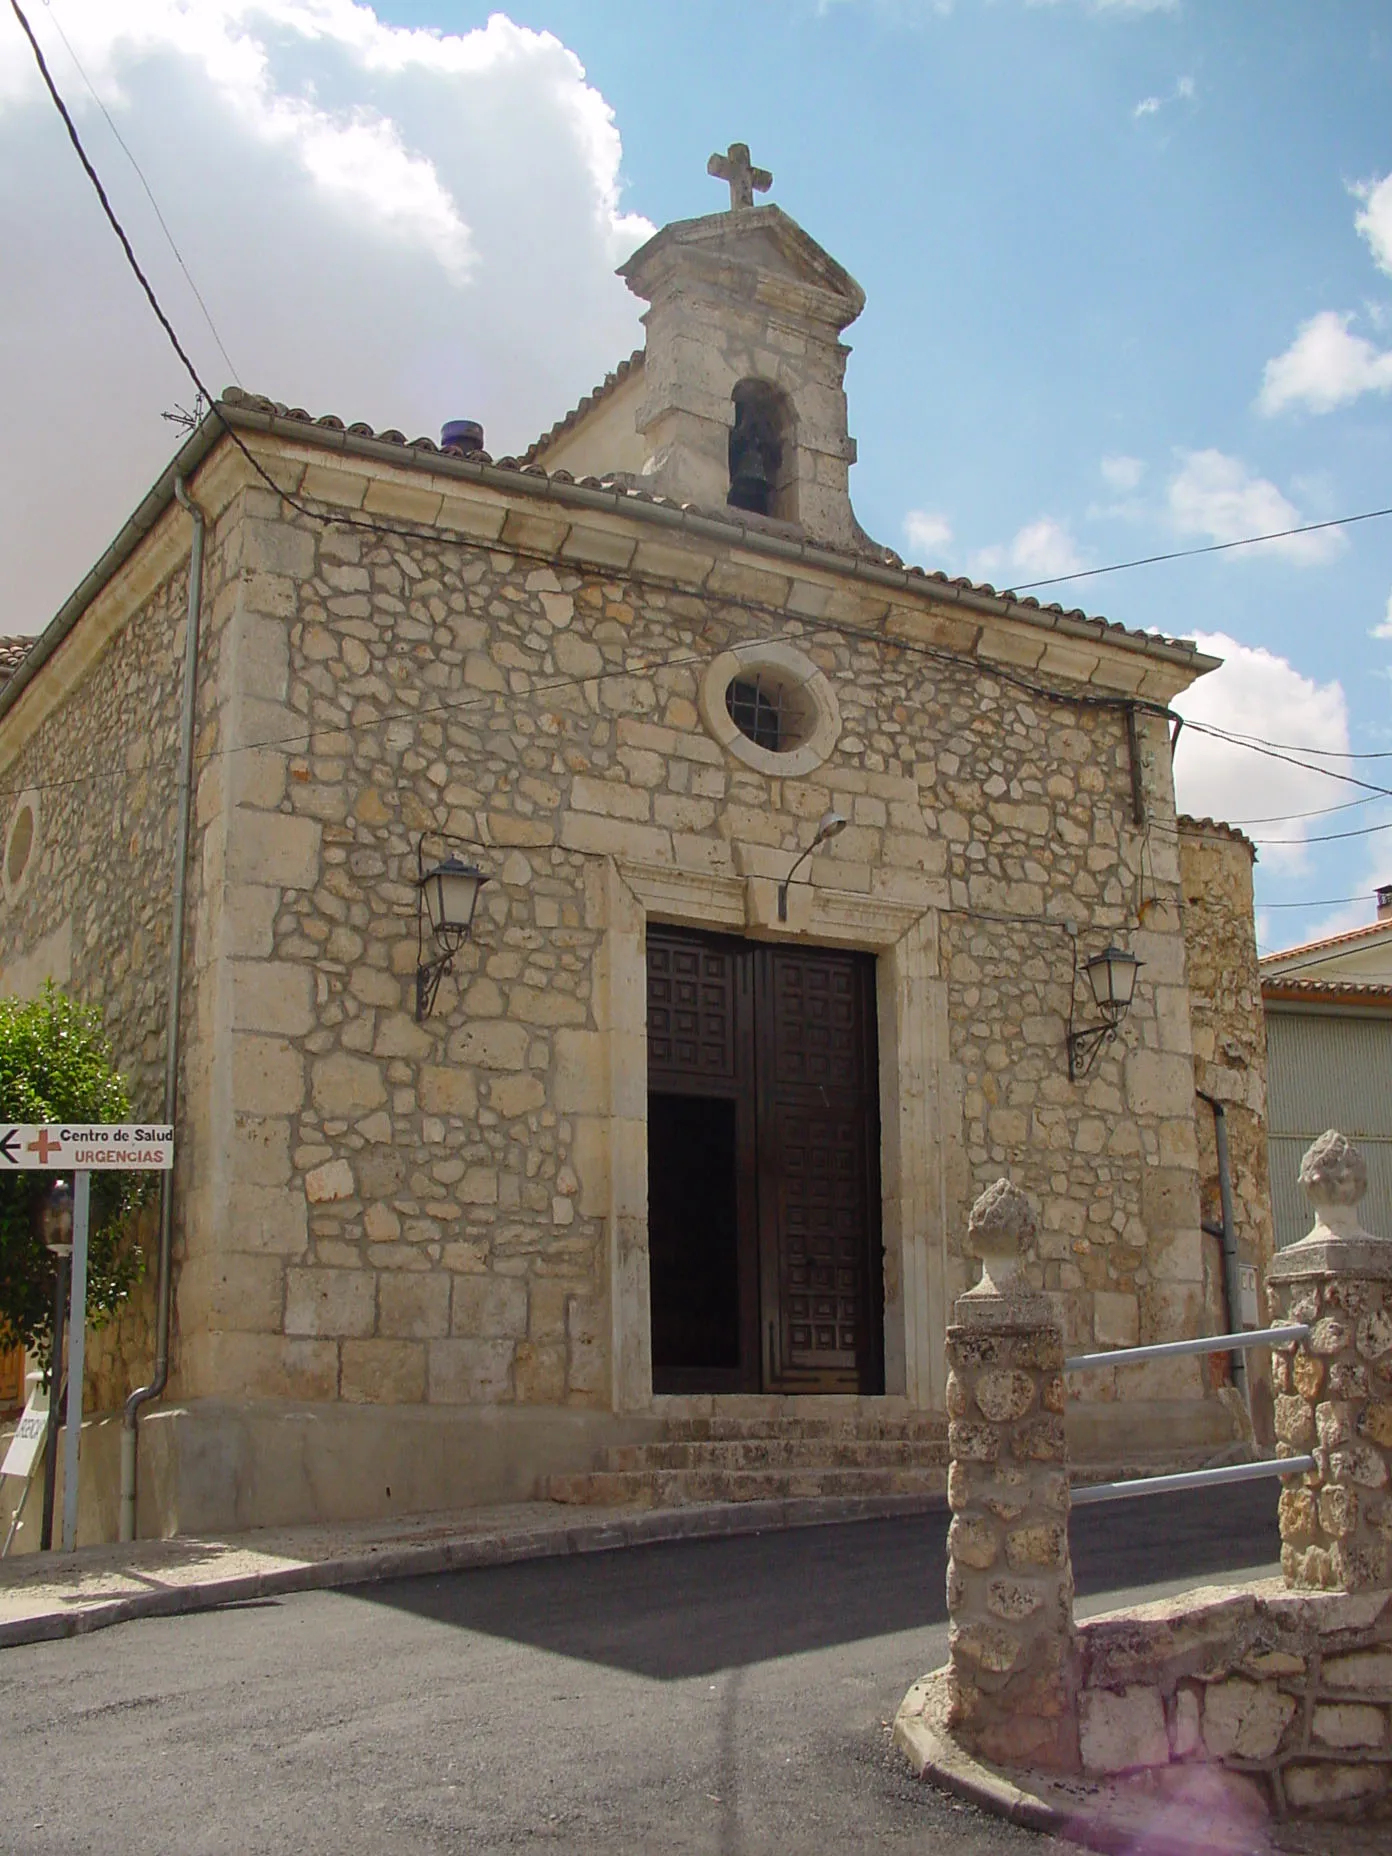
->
[[0, 543, 214, 1414], [1179, 819, 1275, 1429], [184, 438, 1208, 1416], [1078, 1582, 1392, 1818]]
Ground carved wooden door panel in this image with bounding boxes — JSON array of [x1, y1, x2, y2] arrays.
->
[[756, 945, 883, 1394], [645, 926, 882, 1395], [646, 928, 760, 1392]]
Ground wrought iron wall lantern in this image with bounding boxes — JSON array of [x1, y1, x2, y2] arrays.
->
[[415, 838, 490, 1021], [777, 810, 847, 922], [1065, 941, 1142, 1081]]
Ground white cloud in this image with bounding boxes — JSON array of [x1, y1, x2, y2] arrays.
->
[[1167, 450, 1344, 565], [1374, 592, 1392, 642], [1354, 171, 1392, 276], [902, 509, 954, 559], [1172, 633, 1352, 874], [0, 2, 652, 632], [1100, 454, 1145, 492], [1132, 72, 1194, 117], [970, 517, 1086, 586], [1257, 310, 1392, 416]]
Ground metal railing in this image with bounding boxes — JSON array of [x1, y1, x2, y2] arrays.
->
[[1064, 1323, 1309, 1376], [1062, 1323, 1313, 1507]]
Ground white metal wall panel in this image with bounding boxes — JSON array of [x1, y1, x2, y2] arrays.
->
[[1265, 1011, 1392, 1248]]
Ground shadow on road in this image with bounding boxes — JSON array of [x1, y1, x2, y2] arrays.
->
[[347, 1481, 1280, 1680]]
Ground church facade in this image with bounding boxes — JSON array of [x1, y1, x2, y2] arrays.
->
[[0, 152, 1269, 1538]]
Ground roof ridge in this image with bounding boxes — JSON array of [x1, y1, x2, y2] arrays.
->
[[520, 350, 646, 467], [1259, 915, 1392, 965]]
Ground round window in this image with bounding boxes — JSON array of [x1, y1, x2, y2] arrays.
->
[[5, 802, 34, 892], [699, 643, 840, 778], [723, 670, 814, 756]]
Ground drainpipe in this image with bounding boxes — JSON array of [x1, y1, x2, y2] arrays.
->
[[1197, 1090, 1248, 1408], [119, 476, 205, 1541]]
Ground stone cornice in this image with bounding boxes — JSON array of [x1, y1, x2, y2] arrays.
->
[[0, 404, 1219, 757]]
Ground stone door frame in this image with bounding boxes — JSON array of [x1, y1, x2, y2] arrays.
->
[[600, 857, 953, 1414]]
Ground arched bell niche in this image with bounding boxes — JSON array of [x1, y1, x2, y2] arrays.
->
[[727, 378, 798, 523]]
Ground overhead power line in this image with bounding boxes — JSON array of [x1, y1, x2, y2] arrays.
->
[[11, 0, 1392, 871], [1010, 505, 1392, 593], [39, 0, 240, 385], [1262, 894, 1380, 909]]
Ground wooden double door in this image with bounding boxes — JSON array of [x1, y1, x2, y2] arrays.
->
[[646, 925, 884, 1395]]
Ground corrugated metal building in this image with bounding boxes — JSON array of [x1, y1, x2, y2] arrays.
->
[[1262, 887, 1392, 1248]]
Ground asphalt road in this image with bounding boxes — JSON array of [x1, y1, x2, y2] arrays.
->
[[2, 1487, 1287, 1856]]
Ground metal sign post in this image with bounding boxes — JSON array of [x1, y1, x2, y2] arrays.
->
[[0, 1124, 172, 1552], [62, 1171, 91, 1554]]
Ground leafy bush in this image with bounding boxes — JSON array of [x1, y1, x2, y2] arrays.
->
[[0, 984, 146, 1360]]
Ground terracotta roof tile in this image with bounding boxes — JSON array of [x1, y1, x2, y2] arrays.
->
[[0, 637, 34, 688], [1262, 977, 1392, 1007], [215, 388, 1201, 655], [1259, 915, 1392, 967], [1177, 814, 1257, 858], [520, 350, 645, 466]]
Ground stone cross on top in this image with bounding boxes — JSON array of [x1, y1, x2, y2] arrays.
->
[[707, 142, 772, 211]]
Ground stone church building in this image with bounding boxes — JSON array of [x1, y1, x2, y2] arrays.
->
[[0, 149, 1271, 1539]]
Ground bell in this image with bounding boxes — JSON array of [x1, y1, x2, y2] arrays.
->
[[729, 437, 772, 513]]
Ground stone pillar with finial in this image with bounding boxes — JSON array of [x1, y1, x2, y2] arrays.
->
[[1268, 1130, 1392, 1592], [945, 1179, 1079, 1771]]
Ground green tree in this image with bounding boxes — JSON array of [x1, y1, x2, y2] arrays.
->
[[0, 984, 145, 1361]]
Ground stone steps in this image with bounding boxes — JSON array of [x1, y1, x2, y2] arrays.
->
[[605, 1438, 949, 1472], [545, 1410, 951, 1507], [547, 1463, 949, 1508], [656, 1415, 948, 1443]]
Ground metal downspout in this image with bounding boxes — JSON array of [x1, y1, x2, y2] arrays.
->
[[119, 477, 205, 1542], [1197, 1090, 1249, 1409]]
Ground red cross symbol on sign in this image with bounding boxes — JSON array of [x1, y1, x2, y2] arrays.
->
[[26, 1129, 62, 1164]]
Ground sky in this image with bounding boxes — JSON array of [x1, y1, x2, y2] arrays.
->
[[1, 0, 1390, 952]]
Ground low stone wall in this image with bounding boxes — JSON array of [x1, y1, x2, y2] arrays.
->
[[1078, 1580, 1392, 1817]]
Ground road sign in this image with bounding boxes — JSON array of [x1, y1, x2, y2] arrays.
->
[[0, 1125, 173, 1171], [0, 1125, 175, 1551], [1, 1379, 48, 1480]]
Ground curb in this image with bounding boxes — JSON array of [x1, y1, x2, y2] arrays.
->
[[0, 1489, 946, 1651], [893, 1674, 1066, 1836], [892, 1670, 1273, 1856]]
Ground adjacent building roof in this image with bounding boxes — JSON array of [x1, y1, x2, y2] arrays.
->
[[1260, 915, 1392, 968], [1176, 814, 1256, 859], [0, 638, 33, 689], [1262, 977, 1392, 1009]]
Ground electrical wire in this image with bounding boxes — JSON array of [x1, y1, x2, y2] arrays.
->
[[1009, 506, 1392, 592], [11, 0, 1392, 878], [1262, 894, 1379, 909], [1176, 719, 1392, 802], [40, 0, 240, 386], [1180, 724, 1392, 762]]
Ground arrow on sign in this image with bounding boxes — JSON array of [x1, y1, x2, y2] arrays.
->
[[0, 1130, 19, 1166]]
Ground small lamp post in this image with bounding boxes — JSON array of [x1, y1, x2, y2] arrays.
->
[[415, 843, 489, 1021], [777, 810, 848, 922], [1065, 943, 1142, 1081], [37, 1176, 73, 1553]]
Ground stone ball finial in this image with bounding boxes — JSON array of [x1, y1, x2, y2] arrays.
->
[[959, 1178, 1048, 1317], [1299, 1130, 1368, 1208], [1296, 1129, 1376, 1245], [967, 1178, 1036, 1259]]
